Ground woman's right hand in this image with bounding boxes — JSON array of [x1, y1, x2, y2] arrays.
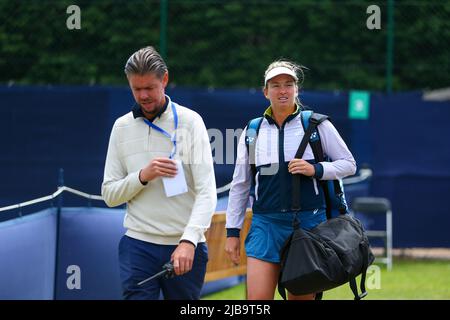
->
[[225, 237, 241, 265]]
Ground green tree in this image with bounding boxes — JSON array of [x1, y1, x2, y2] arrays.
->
[[0, 0, 448, 91]]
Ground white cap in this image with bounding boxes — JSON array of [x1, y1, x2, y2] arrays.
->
[[264, 66, 298, 86]]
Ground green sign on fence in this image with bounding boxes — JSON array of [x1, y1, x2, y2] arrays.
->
[[349, 91, 370, 120]]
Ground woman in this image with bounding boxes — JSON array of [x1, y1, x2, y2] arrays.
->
[[225, 60, 356, 300]]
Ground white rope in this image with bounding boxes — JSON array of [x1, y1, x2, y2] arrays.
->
[[0, 186, 103, 213], [0, 169, 372, 213], [61, 186, 104, 201], [342, 168, 372, 185], [216, 183, 231, 194]]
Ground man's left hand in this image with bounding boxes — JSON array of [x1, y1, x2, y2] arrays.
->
[[171, 241, 195, 276]]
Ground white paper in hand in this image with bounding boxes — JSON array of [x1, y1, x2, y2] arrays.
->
[[162, 160, 188, 197]]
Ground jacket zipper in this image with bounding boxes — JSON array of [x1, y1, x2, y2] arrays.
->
[[312, 178, 319, 195]]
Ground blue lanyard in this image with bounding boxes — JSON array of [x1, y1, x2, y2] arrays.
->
[[143, 102, 178, 159]]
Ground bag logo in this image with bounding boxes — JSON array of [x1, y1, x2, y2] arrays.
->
[[310, 132, 319, 141], [246, 136, 255, 144]]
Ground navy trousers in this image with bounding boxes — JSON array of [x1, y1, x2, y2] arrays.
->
[[118, 235, 208, 300]]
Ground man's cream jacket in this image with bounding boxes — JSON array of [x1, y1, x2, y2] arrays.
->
[[102, 97, 217, 246]]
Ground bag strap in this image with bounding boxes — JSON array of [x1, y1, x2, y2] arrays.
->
[[245, 117, 263, 181], [291, 111, 327, 211], [299, 112, 347, 219], [277, 277, 288, 301], [349, 243, 370, 300]]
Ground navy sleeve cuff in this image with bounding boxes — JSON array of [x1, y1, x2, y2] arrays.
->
[[313, 163, 324, 179], [226, 228, 240, 238]]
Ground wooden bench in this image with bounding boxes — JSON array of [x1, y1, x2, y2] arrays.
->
[[204, 209, 252, 282]]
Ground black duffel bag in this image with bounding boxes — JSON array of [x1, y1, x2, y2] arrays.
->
[[278, 214, 375, 300]]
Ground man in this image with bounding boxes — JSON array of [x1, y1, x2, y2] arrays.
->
[[102, 46, 217, 300]]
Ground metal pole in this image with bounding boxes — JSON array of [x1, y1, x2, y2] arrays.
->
[[58, 168, 64, 210], [160, 0, 168, 60], [386, 0, 395, 93], [386, 209, 393, 271], [53, 168, 64, 300]]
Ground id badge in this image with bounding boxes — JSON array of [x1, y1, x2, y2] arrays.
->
[[162, 160, 188, 197]]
